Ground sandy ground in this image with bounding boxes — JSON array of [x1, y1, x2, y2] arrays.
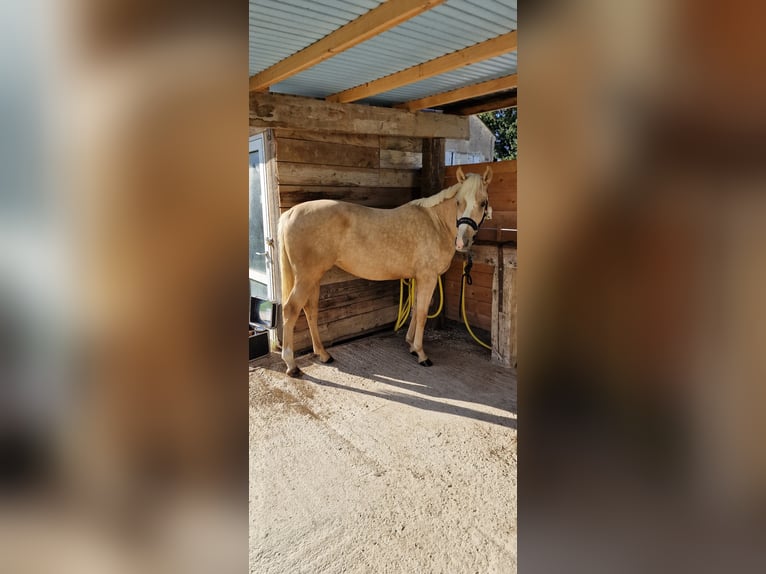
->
[[249, 324, 517, 574]]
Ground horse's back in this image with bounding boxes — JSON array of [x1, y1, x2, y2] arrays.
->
[[279, 199, 447, 281], [280, 199, 407, 236], [279, 200, 361, 275]]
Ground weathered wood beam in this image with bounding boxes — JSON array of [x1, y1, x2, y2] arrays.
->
[[327, 31, 517, 103], [422, 137, 447, 328], [445, 93, 517, 116], [396, 74, 518, 112], [420, 138, 445, 199], [251, 92, 469, 139], [249, 0, 445, 91]]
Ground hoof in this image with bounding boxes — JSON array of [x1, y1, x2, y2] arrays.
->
[[286, 367, 302, 378], [419, 359, 433, 367], [322, 355, 334, 364], [410, 351, 418, 356]]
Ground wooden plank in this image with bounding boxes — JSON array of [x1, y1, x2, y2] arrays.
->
[[445, 159, 516, 180], [318, 279, 399, 308], [506, 246, 517, 367], [276, 138, 380, 169], [447, 94, 517, 116], [274, 129, 380, 148], [293, 304, 399, 352], [249, 0, 446, 91], [491, 259, 500, 358], [456, 283, 492, 305], [473, 211, 517, 243], [485, 185, 517, 211], [251, 92, 469, 139], [484, 210, 517, 227], [277, 162, 418, 187], [379, 136, 422, 153], [315, 293, 398, 326], [468, 245, 500, 267], [485, 210, 517, 227], [442, 271, 493, 292], [396, 74, 519, 112], [327, 31, 517, 103], [442, 256, 494, 331], [320, 267, 358, 286], [292, 278, 400, 351], [279, 186, 413, 209], [380, 149, 422, 169], [492, 246, 517, 367]]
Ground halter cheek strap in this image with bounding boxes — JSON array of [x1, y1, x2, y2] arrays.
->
[[456, 211, 487, 232]]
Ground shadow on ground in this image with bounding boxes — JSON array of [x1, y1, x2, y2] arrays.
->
[[251, 322, 516, 428]]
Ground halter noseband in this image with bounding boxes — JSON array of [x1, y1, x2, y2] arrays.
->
[[456, 211, 487, 232]]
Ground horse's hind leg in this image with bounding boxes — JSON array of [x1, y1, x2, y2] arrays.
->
[[411, 276, 437, 366], [281, 279, 312, 377], [304, 284, 333, 364]]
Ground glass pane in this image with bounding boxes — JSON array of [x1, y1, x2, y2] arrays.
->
[[250, 279, 268, 300], [249, 150, 267, 279]]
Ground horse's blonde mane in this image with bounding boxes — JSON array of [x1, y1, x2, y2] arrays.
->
[[409, 174, 482, 208]]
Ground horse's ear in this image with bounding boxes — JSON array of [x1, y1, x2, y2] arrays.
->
[[456, 166, 466, 182], [483, 165, 493, 184]]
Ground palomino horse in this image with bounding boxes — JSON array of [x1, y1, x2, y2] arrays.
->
[[277, 166, 493, 377]]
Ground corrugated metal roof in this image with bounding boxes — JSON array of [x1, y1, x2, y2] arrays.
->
[[360, 53, 517, 106], [250, 0, 517, 107], [249, 0, 385, 76]]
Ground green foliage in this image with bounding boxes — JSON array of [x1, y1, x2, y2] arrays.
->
[[478, 107, 517, 161]]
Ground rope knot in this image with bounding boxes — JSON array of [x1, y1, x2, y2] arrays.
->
[[463, 256, 474, 285]]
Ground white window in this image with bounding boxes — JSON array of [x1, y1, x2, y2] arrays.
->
[[249, 135, 273, 300]]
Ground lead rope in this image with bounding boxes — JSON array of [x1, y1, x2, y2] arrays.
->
[[460, 254, 492, 350]]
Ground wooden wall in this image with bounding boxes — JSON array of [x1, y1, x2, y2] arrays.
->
[[442, 160, 517, 333], [271, 129, 424, 352]]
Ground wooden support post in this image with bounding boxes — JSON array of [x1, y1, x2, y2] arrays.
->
[[420, 137, 445, 199], [491, 245, 517, 368], [422, 138, 446, 328], [491, 246, 501, 361]]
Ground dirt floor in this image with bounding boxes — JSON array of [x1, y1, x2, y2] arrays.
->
[[249, 323, 517, 574]]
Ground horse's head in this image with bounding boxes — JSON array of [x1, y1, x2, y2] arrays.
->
[[455, 166, 493, 252]]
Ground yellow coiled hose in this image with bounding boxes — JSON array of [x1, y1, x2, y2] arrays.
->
[[394, 264, 492, 352], [460, 261, 492, 350], [394, 276, 443, 332]]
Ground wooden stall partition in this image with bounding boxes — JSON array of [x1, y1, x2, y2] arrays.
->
[[443, 256, 495, 332], [442, 160, 517, 367], [444, 159, 517, 244], [271, 129, 423, 352]]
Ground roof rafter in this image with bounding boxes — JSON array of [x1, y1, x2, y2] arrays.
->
[[444, 92, 517, 115], [395, 74, 518, 111], [326, 30, 517, 103], [249, 0, 446, 92]]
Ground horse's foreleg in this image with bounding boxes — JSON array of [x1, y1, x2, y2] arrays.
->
[[406, 285, 417, 351], [304, 285, 333, 364], [281, 280, 311, 377], [412, 276, 437, 366]]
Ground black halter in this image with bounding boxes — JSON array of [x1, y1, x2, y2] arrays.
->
[[456, 210, 487, 232]]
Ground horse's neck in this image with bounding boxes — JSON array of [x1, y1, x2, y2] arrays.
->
[[429, 196, 458, 237]]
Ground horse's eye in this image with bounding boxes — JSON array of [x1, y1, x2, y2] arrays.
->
[[481, 201, 487, 208]]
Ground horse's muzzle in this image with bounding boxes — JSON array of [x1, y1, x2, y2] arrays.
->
[[455, 230, 474, 252], [455, 238, 472, 252]]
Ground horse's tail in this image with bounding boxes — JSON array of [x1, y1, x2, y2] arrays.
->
[[278, 214, 294, 308]]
